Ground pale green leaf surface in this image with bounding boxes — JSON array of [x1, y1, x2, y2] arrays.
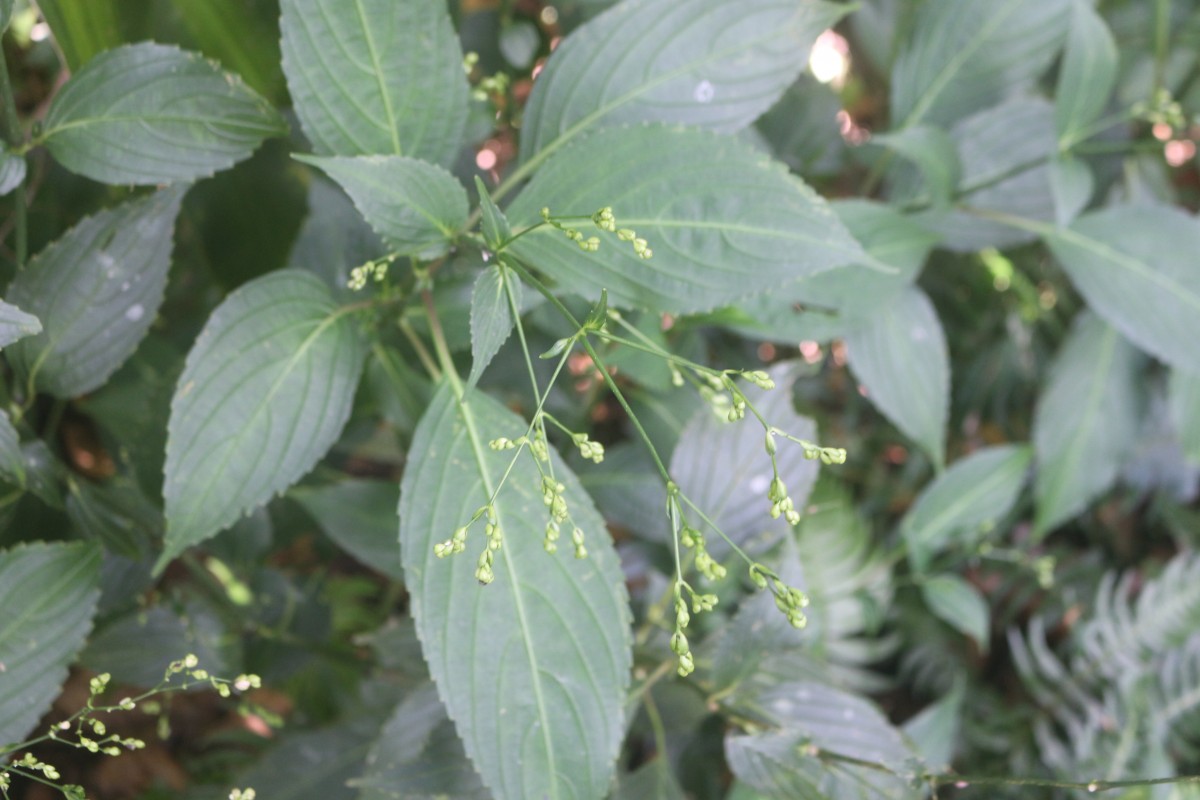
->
[[0, 541, 101, 746], [730, 200, 939, 343], [873, 125, 961, 207], [891, 0, 1071, 127], [0, 152, 25, 196], [237, 714, 384, 800], [1045, 204, 1200, 373], [467, 265, 520, 389], [42, 43, 285, 185], [286, 176, 386, 301], [1032, 312, 1141, 535], [901, 444, 1032, 571], [613, 761, 686, 800], [520, 0, 848, 164], [476, 177, 513, 251], [725, 731, 828, 800], [398, 385, 631, 800], [280, 0, 468, 165], [902, 679, 965, 772], [0, 299, 40, 348], [915, 98, 1056, 252], [353, 682, 491, 800], [66, 476, 161, 559], [1056, 0, 1118, 146], [163, 271, 367, 566], [845, 287, 949, 468], [670, 367, 818, 557], [5, 187, 184, 398], [1169, 368, 1200, 464], [506, 124, 865, 313], [578, 442, 669, 545], [921, 575, 990, 648], [1049, 155, 1095, 227], [0, 409, 22, 487], [299, 155, 468, 259], [292, 480, 402, 579]]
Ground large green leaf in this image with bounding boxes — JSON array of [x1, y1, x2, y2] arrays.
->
[[80, 604, 230, 688], [0, 299, 40, 348], [921, 574, 989, 649], [0, 541, 101, 746], [280, 0, 469, 165], [169, 0, 285, 100], [35, 0, 125, 70], [670, 368, 819, 557], [467, 264, 521, 389], [520, 0, 848, 163], [729, 200, 939, 343], [890, 0, 1071, 127], [162, 271, 367, 567], [506, 124, 865, 313], [901, 444, 1032, 571], [398, 385, 631, 800], [873, 125, 961, 207], [41, 43, 285, 185], [0, 153, 25, 196], [292, 479, 403, 579], [845, 287, 949, 469], [1169, 368, 1200, 464], [286, 176, 386, 301], [5, 187, 184, 398], [298, 155, 468, 259], [1044, 204, 1200, 374], [1032, 313, 1141, 535], [1055, 0, 1118, 147]]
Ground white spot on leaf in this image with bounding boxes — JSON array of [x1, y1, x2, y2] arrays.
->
[[693, 80, 715, 103]]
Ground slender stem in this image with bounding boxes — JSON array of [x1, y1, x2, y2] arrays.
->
[[641, 686, 669, 765], [0, 47, 26, 269], [396, 318, 441, 381], [422, 289, 463, 398], [1152, 0, 1170, 102]]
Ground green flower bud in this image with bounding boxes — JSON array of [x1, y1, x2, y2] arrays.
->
[[670, 631, 689, 656]]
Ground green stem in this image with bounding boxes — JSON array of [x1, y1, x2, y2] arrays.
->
[[1152, 0, 1170, 102], [396, 318, 441, 382], [421, 289, 464, 398]]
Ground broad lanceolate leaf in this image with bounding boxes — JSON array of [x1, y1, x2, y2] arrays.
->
[[1045, 204, 1200, 374], [890, 0, 1071, 128], [1169, 368, 1200, 464], [921, 575, 990, 649], [476, 176, 513, 251], [467, 265, 521, 389], [845, 287, 949, 469], [42, 43, 285, 185], [280, 0, 468, 165], [162, 271, 367, 567], [399, 385, 631, 800], [292, 480, 403, 579], [873, 125, 961, 207], [730, 200, 939, 343], [1032, 312, 1141, 536], [0, 152, 25, 196], [901, 444, 1032, 571], [298, 155, 468, 259], [1049, 155, 1094, 227], [520, 0, 849, 164], [6, 187, 184, 398], [506, 124, 865, 313], [0, 299, 40, 348], [0, 541, 101, 746], [670, 367, 819, 557], [1056, 0, 1118, 147]]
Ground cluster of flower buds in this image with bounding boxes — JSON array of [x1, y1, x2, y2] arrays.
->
[[572, 432, 605, 463], [346, 257, 391, 290], [475, 506, 503, 585], [767, 476, 801, 526], [230, 789, 257, 800], [434, 519, 472, 558], [681, 523, 727, 581], [749, 564, 810, 629], [739, 370, 776, 390], [799, 441, 848, 465], [542, 475, 569, 523], [671, 584, 696, 676], [542, 207, 600, 251]]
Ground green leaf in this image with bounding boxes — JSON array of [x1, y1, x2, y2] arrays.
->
[[520, 0, 848, 164], [467, 265, 521, 389], [66, 476, 161, 559], [292, 479, 403, 579], [35, 0, 124, 70], [398, 385, 631, 800], [0, 0, 11, 33], [1055, 0, 1118, 147], [476, 176, 513, 251], [286, 176, 386, 301], [670, 367, 819, 557], [280, 0, 469, 164], [754, 77, 844, 175], [901, 444, 1032, 571], [298, 155, 468, 259], [80, 604, 230, 688], [162, 271, 367, 568], [914, 98, 1056, 252], [844, 287, 949, 468], [0, 299, 40, 348], [168, 0, 285, 100], [890, 0, 1071, 127], [902, 678, 965, 772], [873, 125, 961, 207], [1044, 204, 1200, 374], [235, 713, 386, 800], [730, 200, 939, 343], [0, 541, 101, 746], [506, 124, 865, 313], [353, 682, 490, 800], [1049, 155, 1094, 227], [0, 409, 22, 487], [1032, 312, 1141, 535], [921, 575, 990, 649], [1169, 368, 1200, 464], [41, 43, 285, 185], [5, 187, 185, 398], [0, 152, 25, 196], [577, 442, 670, 544]]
